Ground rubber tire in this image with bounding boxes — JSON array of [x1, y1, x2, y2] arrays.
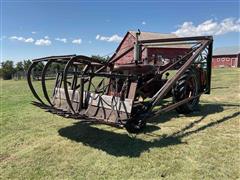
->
[[125, 118, 146, 134], [172, 68, 200, 114]]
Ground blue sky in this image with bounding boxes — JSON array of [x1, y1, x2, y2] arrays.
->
[[1, 0, 239, 62]]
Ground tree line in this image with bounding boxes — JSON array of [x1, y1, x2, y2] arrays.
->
[[0, 60, 32, 80], [0, 55, 110, 80]]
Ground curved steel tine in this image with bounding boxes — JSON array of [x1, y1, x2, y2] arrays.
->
[[63, 58, 76, 114], [27, 61, 46, 105], [63, 56, 96, 114], [41, 59, 55, 106]]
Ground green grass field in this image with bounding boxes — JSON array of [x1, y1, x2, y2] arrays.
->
[[0, 68, 239, 179]]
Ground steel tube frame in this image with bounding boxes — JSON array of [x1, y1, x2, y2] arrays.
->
[[139, 35, 213, 44], [27, 35, 213, 130]]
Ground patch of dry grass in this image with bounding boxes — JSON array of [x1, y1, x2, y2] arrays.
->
[[0, 68, 239, 179]]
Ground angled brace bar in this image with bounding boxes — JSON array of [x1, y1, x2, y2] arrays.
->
[[150, 40, 211, 107], [95, 46, 134, 73]]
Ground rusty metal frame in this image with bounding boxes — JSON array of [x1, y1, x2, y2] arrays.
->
[[137, 36, 213, 119], [27, 35, 213, 131]]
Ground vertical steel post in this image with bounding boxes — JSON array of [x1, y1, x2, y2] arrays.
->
[[79, 78, 84, 109], [134, 31, 141, 62], [206, 40, 213, 94]]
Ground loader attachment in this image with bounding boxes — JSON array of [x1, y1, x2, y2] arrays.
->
[[27, 34, 213, 133]]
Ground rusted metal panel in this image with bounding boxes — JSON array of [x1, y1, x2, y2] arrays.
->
[[128, 82, 137, 99], [89, 94, 133, 113]]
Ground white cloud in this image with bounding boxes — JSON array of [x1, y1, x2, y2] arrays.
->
[[44, 36, 49, 39], [95, 34, 123, 43], [173, 18, 240, 37], [25, 38, 34, 43], [142, 21, 146, 25], [96, 34, 100, 40], [35, 39, 51, 46], [31, 31, 36, 34], [9, 36, 24, 41], [9, 36, 34, 43], [72, 38, 82, 44], [55, 38, 67, 43]]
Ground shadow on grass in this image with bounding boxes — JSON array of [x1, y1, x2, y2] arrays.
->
[[58, 103, 239, 157]]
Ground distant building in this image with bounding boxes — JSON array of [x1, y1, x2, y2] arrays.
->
[[112, 31, 190, 66], [212, 47, 240, 68]]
